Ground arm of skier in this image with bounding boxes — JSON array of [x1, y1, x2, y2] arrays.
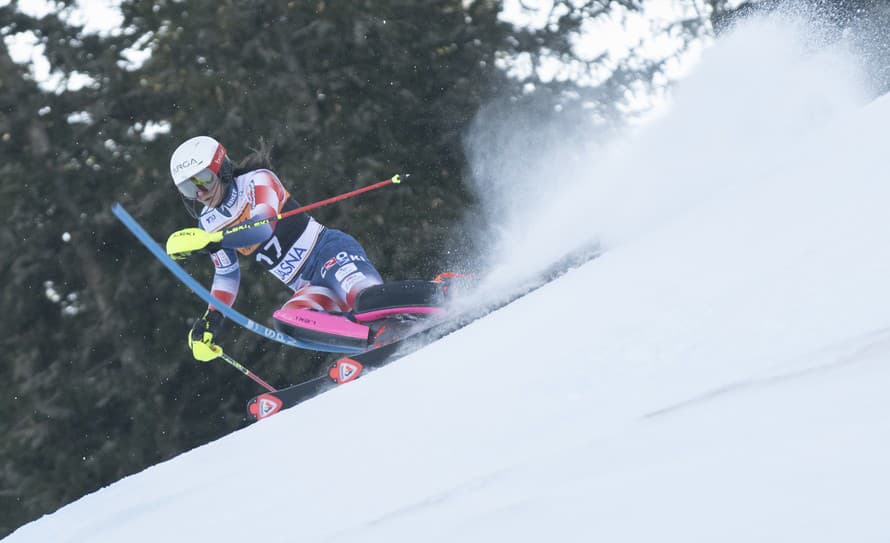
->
[[167, 172, 284, 258], [208, 248, 240, 310], [218, 171, 284, 249], [187, 247, 239, 361]]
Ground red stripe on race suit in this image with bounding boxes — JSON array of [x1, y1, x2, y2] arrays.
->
[[282, 285, 344, 313]]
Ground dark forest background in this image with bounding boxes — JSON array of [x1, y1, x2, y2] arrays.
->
[[1, 0, 887, 536]]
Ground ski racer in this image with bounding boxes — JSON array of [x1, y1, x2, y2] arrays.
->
[[166, 136, 385, 361]]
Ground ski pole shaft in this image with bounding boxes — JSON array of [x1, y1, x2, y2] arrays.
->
[[219, 352, 277, 392], [277, 174, 402, 218], [221, 174, 403, 238]]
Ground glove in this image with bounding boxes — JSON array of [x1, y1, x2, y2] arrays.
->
[[188, 308, 225, 362], [166, 228, 224, 261]]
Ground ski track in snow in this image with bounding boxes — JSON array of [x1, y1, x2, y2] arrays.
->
[[644, 326, 890, 418]]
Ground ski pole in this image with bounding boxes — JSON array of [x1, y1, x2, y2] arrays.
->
[[166, 174, 403, 260], [220, 174, 403, 238], [218, 352, 277, 392]]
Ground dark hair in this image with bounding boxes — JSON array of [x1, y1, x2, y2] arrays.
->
[[233, 139, 275, 176]]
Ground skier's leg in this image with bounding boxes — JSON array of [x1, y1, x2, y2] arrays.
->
[[281, 284, 345, 313], [273, 277, 371, 351], [298, 228, 383, 311]]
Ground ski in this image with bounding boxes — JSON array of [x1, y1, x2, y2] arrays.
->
[[247, 318, 451, 419], [247, 241, 602, 420]]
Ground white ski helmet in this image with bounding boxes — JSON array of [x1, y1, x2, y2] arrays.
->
[[169, 136, 231, 199]]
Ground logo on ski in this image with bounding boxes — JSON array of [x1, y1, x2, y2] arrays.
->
[[329, 358, 363, 384], [248, 393, 284, 420]]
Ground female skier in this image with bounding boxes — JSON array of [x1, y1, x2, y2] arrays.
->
[[167, 136, 385, 360]]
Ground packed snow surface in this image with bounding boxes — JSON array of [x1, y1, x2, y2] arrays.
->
[[7, 16, 890, 543]]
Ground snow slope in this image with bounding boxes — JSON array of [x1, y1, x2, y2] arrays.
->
[[7, 16, 890, 543]]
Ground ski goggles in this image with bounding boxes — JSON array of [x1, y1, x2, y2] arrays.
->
[[175, 168, 219, 199]]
